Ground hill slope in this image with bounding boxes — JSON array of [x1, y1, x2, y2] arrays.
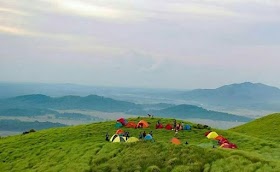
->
[[0, 116, 279, 172], [230, 113, 280, 142]]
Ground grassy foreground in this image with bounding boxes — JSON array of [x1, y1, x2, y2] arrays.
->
[[0, 116, 280, 172]]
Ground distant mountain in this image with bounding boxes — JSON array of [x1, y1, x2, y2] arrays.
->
[[0, 94, 140, 113], [153, 104, 251, 122], [0, 94, 249, 122], [181, 82, 280, 110], [0, 119, 66, 132], [230, 113, 280, 142]]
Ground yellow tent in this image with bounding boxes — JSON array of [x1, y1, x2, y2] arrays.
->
[[207, 132, 219, 139], [126, 137, 139, 143], [110, 134, 126, 142]]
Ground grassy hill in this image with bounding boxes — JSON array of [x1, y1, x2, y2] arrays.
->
[[0, 116, 280, 172], [230, 113, 280, 142]]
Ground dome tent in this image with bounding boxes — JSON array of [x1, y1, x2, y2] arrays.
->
[[110, 134, 126, 143]]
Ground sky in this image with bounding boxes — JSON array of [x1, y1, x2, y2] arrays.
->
[[0, 0, 280, 89]]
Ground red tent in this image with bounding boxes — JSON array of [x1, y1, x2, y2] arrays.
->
[[165, 124, 172, 130], [220, 143, 237, 149], [125, 122, 137, 128], [117, 118, 127, 126], [156, 123, 164, 129], [219, 139, 230, 145]]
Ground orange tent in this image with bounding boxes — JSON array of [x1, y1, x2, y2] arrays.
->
[[125, 122, 137, 128], [215, 135, 227, 141], [116, 129, 124, 135], [171, 138, 181, 145], [137, 120, 149, 128]]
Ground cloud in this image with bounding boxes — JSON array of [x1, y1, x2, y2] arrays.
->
[[167, 3, 238, 17], [0, 25, 34, 36], [0, 7, 30, 16], [54, 0, 124, 20]]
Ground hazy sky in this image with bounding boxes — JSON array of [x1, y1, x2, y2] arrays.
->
[[0, 0, 280, 89]]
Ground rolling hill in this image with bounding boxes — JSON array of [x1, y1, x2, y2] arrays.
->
[[0, 116, 279, 172], [230, 113, 280, 142]]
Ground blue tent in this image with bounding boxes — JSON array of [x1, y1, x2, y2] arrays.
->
[[144, 134, 153, 141], [115, 122, 123, 128], [184, 124, 191, 130]]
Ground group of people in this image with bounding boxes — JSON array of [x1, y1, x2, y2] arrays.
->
[[138, 131, 153, 139], [173, 119, 185, 136]]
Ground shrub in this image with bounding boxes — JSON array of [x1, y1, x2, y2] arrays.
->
[[145, 165, 161, 172]]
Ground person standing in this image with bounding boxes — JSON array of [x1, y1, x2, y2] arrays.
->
[[105, 132, 109, 141], [173, 119, 177, 129]]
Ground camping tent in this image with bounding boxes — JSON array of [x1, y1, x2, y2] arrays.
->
[[137, 120, 149, 128], [204, 131, 212, 136], [115, 122, 123, 128], [215, 135, 226, 141], [171, 137, 181, 145], [116, 129, 124, 135], [125, 121, 137, 128], [110, 134, 126, 142], [117, 118, 127, 126], [126, 137, 139, 143], [207, 132, 219, 139], [144, 134, 153, 141], [156, 123, 164, 129], [165, 124, 173, 130], [184, 124, 191, 130], [220, 143, 237, 149], [215, 136, 228, 145]]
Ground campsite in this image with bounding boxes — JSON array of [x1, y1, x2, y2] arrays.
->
[[1, 114, 280, 171]]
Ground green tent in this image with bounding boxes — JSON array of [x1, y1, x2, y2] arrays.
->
[[115, 122, 123, 128]]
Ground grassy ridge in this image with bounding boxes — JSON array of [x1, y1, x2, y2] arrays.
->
[[230, 113, 280, 142], [0, 117, 280, 172]]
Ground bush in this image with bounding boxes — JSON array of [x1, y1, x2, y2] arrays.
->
[[29, 129, 36, 133], [145, 165, 161, 172]]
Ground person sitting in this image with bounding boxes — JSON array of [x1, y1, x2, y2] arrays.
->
[[149, 131, 153, 137], [139, 132, 143, 139], [143, 131, 147, 138]]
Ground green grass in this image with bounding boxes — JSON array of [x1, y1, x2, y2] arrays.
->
[[230, 113, 280, 142], [0, 116, 280, 172]]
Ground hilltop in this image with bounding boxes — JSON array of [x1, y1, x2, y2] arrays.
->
[[0, 116, 279, 172], [230, 113, 280, 142]]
